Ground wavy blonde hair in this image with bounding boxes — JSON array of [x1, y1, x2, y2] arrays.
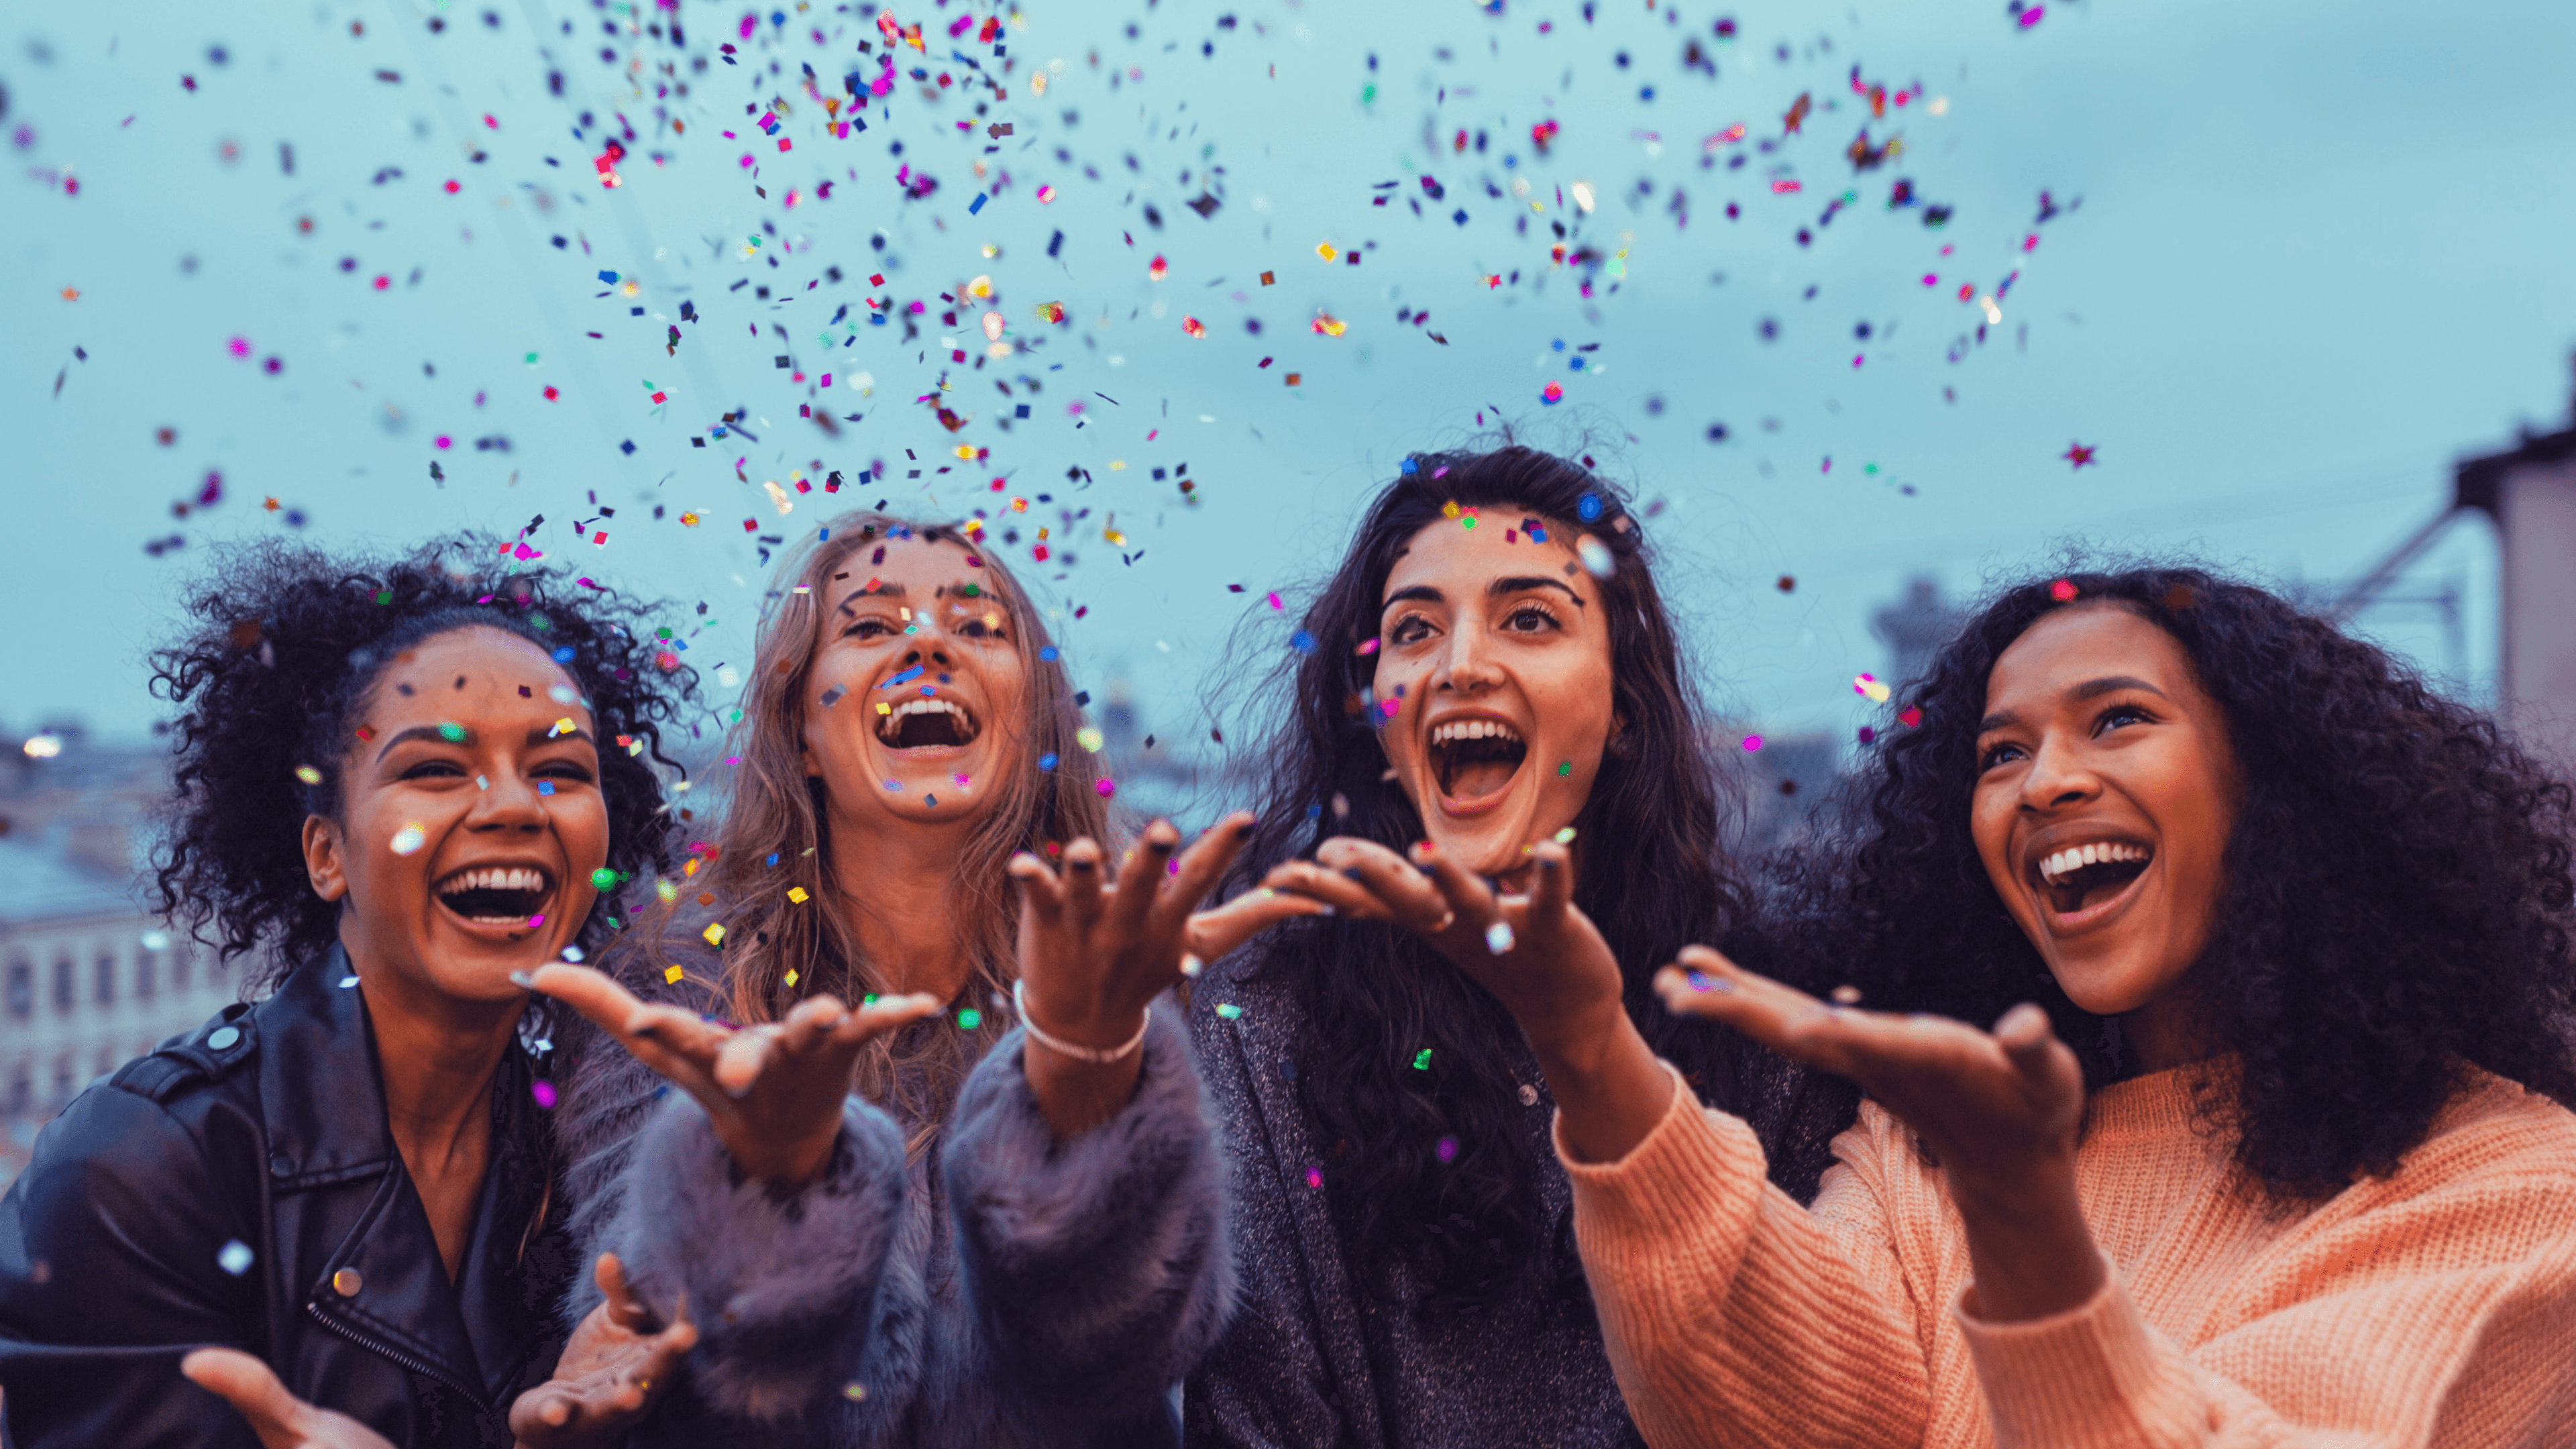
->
[[695, 509, 1110, 1146]]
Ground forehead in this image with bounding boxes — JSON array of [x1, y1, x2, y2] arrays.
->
[[1985, 604, 2195, 709], [364, 627, 582, 722], [822, 534, 1005, 606], [1382, 513, 1595, 606]]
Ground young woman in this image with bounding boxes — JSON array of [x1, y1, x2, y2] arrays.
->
[[1185, 447, 1808, 1448], [1357, 566, 2576, 1445], [525, 511, 1285, 1446], [0, 538, 702, 1448]]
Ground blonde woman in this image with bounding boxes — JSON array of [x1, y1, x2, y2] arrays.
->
[[529, 512, 1300, 1447]]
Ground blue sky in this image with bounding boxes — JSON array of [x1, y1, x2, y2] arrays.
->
[[5, 0, 2571, 762]]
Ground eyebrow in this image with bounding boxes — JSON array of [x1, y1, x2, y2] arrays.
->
[[1977, 676, 2170, 734], [1380, 576, 1588, 612], [834, 582, 1002, 617], [374, 724, 594, 761]]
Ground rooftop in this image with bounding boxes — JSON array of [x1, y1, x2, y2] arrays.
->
[[0, 828, 150, 929]]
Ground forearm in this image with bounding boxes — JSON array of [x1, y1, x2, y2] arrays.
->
[[1948, 1156, 2108, 1324], [1533, 1006, 1677, 1165]]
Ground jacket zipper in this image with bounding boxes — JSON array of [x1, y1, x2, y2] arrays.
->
[[305, 1300, 498, 1419]]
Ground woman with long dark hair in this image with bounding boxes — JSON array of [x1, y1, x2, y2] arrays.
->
[[1185, 446, 1803, 1446], [1442, 565, 2576, 1444], [0, 537, 702, 1448], [523, 511, 1279, 1446]]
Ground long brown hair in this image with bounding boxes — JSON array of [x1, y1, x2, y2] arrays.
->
[[691, 509, 1110, 1147]]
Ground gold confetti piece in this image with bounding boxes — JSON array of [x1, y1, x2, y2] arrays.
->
[[702, 922, 726, 946], [663, 964, 685, 983], [788, 886, 810, 904]]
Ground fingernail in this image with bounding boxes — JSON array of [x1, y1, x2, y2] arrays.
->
[[1236, 816, 1256, 836], [508, 970, 537, 988], [1688, 971, 1729, 994], [1318, 903, 1337, 916], [1342, 867, 1366, 881]]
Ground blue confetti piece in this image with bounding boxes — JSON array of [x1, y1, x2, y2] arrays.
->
[[1289, 630, 1316, 653], [339, 975, 360, 988], [881, 665, 925, 689], [1038, 645, 1059, 662], [551, 645, 576, 663], [1037, 752, 1059, 771], [969, 193, 988, 214], [1577, 493, 1604, 522], [598, 270, 619, 284]]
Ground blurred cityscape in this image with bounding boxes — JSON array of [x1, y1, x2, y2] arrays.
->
[[5, 362, 2568, 1191]]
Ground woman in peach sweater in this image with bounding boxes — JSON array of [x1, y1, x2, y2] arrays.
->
[[1298, 566, 2576, 1447]]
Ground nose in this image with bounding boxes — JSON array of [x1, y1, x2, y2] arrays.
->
[[2018, 733, 2102, 812], [467, 767, 549, 834], [1434, 617, 1505, 696]]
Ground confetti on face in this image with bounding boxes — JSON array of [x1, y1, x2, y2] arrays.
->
[[1485, 921, 1516, 955], [390, 824, 425, 856], [1576, 537, 1615, 578]]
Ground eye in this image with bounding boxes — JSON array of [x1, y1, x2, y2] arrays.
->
[[1978, 739, 2027, 771], [536, 760, 596, 784], [1386, 614, 1436, 646], [1501, 602, 1561, 633], [955, 614, 1008, 640], [2094, 700, 2154, 736], [399, 758, 466, 781], [842, 616, 898, 640]]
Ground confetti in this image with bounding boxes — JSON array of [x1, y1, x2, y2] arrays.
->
[[390, 824, 425, 855], [217, 1241, 254, 1277], [1484, 920, 1515, 955]]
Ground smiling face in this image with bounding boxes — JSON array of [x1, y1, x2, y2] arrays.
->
[[1373, 512, 1617, 876], [1972, 604, 2240, 1025], [800, 534, 1030, 828], [305, 626, 610, 1006]]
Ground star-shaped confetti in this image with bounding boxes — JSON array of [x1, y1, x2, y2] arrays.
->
[[2063, 441, 2098, 470]]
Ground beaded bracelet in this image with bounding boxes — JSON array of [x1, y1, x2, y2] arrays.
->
[[1013, 979, 1151, 1065]]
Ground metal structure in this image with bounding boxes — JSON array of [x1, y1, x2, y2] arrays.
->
[[2334, 356, 2576, 765]]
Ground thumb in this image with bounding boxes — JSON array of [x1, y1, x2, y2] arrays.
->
[[182, 1348, 311, 1449], [1994, 1003, 2063, 1077]]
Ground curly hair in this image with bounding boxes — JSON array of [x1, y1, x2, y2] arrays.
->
[[1771, 562, 2576, 1201], [1226, 445, 1784, 1316], [149, 535, 701, 993]]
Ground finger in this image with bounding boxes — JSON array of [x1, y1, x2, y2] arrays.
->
[[1257, 861, 1391, 919], [1654, 949, 1840, 1046], [1994, 1002, 2061, 1076], [1524, 839, 1574, 931], [181, 1348, 311, 1448], [1402, 839, 1502, 938], [713, 1023, 789, 1098], [1112, 820, 1182, 935], [521, 964, 649, 1033], [1008, 851, 1067, 924], [837, 991, 945, 1048], [1152, 812, 1255, 937], [1186, 889, 1330, 962], [594, 1252, 658, 1334], [1061, 837, 1108, 927], [1313, 837, 1452, 930]]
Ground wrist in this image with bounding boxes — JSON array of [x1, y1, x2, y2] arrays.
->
[[1020, 978, 1150, 1051], [1526, 996, 1631, 1081]]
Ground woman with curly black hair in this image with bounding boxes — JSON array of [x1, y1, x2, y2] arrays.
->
[[0, 537, 703, 1449], [1185, 445, 1802, 1448], [1452, 564, 2576, 1446]]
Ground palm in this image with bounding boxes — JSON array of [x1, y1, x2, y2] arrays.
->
[[1656, 948, 2085, 1187], [525, 964, 941, 1187], [1011, 815, 1262, 1042], [180, 1349, 396, 1449], [509, 1253, 697, 1447]]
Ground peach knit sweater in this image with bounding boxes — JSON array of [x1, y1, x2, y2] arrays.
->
[[1558, 1060, 2576, 1448]]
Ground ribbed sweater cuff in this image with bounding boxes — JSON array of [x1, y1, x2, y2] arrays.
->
[[1556, 1061, 1768, 1258], [1956, 1262, 2196, 1449]]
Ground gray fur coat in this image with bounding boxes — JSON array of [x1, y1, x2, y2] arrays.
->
[[551, 936, 1234, 1448]]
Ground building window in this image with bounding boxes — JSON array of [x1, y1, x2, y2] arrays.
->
[[137, 951, 157, 1001], [94, 954, 117, 1008], [6, 1063, 26, 1116], [51, 1058, 72, 1104], [94, 1048, 115, 1080], [5, 963, 29, 1021], [53, 957, 74, 1013], [171, 948, 191, 993]]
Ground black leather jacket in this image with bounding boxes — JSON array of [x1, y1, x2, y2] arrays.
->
[[0, 946, 576, 1448]]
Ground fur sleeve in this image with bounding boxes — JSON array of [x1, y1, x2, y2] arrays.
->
[[942, 1002, 1236, 1425], [602, 1092, 926, 1436]]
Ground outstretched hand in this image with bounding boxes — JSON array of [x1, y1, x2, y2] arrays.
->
[[1259, 837, 1627, 1061], [1009, 814, 1267, 1134], [181, 1349, 395, 1449], [1656, 947, 2106, 1320], [1260, 836, 1674, 1162], [508, 1252, 698, 1448], [523, 963, 942, 1189]]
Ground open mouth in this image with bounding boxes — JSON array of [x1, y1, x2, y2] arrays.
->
[[434, 865, 555, 928], [2031, 840, 2151, 918], [877, 696, 981, 751], [1428, 717, 1528, 803]]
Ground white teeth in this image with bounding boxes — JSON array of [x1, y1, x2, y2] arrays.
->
[[438, 867, 549, 896], [877, 696, 977, 743], [1430, 718, 1524, 747], [2037, 841, 2149, 885]]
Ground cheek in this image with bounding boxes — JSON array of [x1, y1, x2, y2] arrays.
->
[[1969, 788, 2022, 896]]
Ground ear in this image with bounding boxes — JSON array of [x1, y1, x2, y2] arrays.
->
[[301, 815, 350, 903], [1607, 711, 1638, 760]]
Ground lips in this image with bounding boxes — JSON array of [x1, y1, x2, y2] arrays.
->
[[877, 695, 980, 751], [2025, 835, 2153, 920], [433, 863, 555, 927], [1426, 714, 1528, 806]]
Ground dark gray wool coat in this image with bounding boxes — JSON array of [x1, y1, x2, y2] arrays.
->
[[549, 928, 1236, 1448], [1182, 950, 1648, 1449]]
